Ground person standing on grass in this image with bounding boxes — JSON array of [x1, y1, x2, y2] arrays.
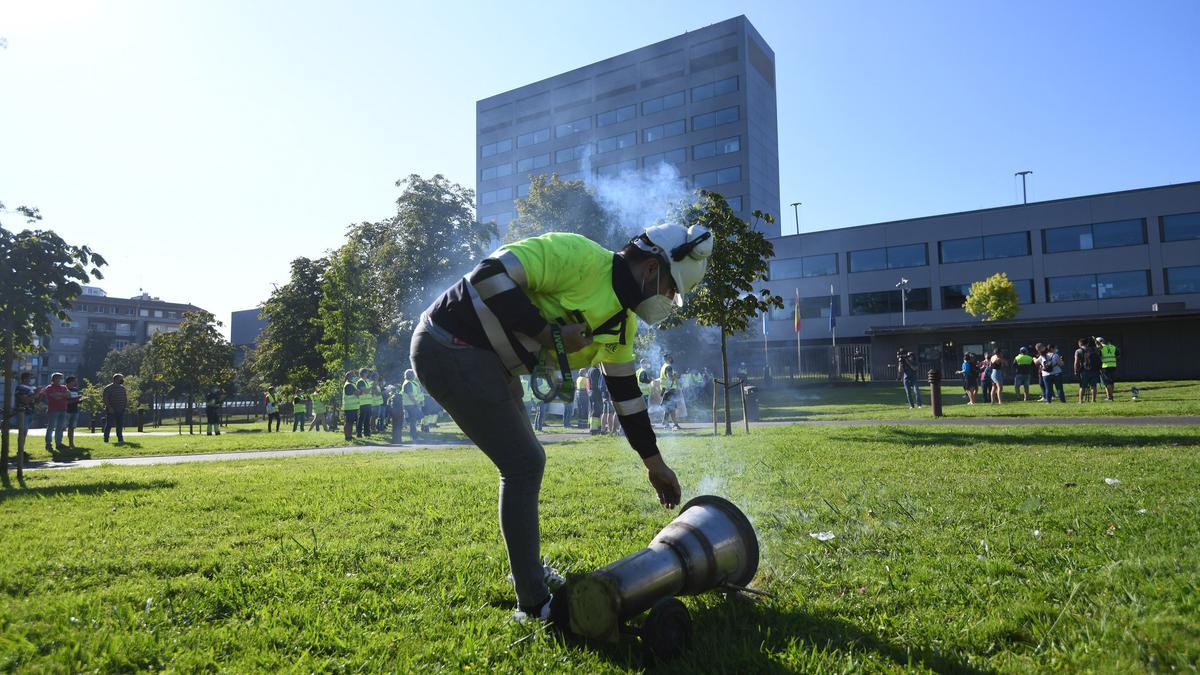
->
[[102, 373, 128, 444], [989, 350, 1006, 404], [354, 369, 372, 437], [1075, 338, 1100, 403], [340, 371, 358, 442], [1096, 336, 1120, 401], [1012, 347, 1034, 401], [64, 376, 81, 449], [264, 386, 281, 432], [411, 226, 705, 625], [1033, 343, 1048, 401], [900, 351, 922, 409], [573, 368, 590, 429], [957, 352, 977, 404], [39, 372, 71, 453], [660, 355, 681, 429], [205, 388, 223, 436], [1042, 344, 1066, 403], [978, 352, 992, 404], [11, 372, 37, 463], [400, 370, 425, 441], [310, 385, 326, 432], [291, 392, 308, 432]]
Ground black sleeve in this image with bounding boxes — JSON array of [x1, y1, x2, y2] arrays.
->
[[605, 374, 659, 459], [468, 259, 548, 338]]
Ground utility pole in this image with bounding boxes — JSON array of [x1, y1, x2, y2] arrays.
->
[[896, 277, 910, 327], [790, 202, 801, 236], [1015, 170, 1033, 204]]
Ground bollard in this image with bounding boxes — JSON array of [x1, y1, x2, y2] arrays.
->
[[928, 369, 943, 417], [391, 404, 404, 444], [137, 408, 145, 432]]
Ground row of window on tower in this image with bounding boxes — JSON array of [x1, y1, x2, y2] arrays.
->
[[479, 165, 742, 206], [479, 75, 740, 159], [482, 134, 740, 183]]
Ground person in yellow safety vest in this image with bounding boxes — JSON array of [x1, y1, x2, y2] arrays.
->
[[291, 392, 309, 432], [659, 353, 680, 430], [310, 388, 327, 432], [400, 369, 425, 441], [1096, 336, 1121, 401], [264, 386, 281, 432], [520, 375, 536, 422], [571, 368, 589, 430], [341, 371, 359, 442], [412, 223, 713, 625], [354, 368, 372, 438], [635, 358, 653, 399]]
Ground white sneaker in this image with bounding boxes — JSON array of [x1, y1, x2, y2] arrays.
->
[[513, 594, 555, 624]]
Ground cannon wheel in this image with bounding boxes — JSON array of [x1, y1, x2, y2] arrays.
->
[[641, 597, 692, 662]]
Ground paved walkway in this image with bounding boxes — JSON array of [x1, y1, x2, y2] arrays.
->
[[18, 416, 1197, 472]]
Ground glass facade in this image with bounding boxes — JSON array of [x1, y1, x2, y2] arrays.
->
[[597, 104, 636, 127], [848, 244, 928, 272], [644, 148, 686, 167], [769, 253, 838, 280], [641, 90, 685, 115], [596, 159, 637, 177], [1165, 265, 1200, 294], [481, 163, 512, 181], [1043, 218, 1145, 253], [849, 288, 931, 315], [643, 119, 686, 143], [480, 187, 511, 205], [555, 144, 590, 164], [939, 232, 1030, 263], [480, 138, 512, 158], [1161, 212, 1200, 241], [516, 153, 550, 172], [770, 295, 841, 321], [693, 165, 741, 188], [941, 279, 1034, 309], [727, 196, 743, 212], [691, 76, 738, 101], [597, 131, 636, 154], [1046, 270, 1150, 302], [516, 128, 550, 148], [693, 136, 740, 160], [692, 106, 739, 131], [555, 117, 591, 138]]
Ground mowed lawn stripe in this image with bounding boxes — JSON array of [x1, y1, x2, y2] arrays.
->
[[1, 424, 1197, 672]]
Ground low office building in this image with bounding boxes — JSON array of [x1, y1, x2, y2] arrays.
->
[[13, 287, 202, 386], [755, 181, 1200, 380]]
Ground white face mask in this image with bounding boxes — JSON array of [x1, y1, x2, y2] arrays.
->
[[634, 264, 674, 326]]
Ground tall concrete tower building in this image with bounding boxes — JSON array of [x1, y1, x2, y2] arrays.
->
[[475, 15, 780, 237]]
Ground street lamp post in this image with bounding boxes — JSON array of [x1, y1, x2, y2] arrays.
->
[[896, 277, 910, 327], [790, 202, 801, 236], [1015, 170, 1033, 205]]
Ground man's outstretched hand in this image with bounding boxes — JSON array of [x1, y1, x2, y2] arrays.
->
[[644, 454, 681, 509]]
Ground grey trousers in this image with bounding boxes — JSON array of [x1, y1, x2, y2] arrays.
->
[[410, 322, 548, 609]]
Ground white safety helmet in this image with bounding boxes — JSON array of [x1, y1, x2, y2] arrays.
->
[[633, 223, 714, 307]]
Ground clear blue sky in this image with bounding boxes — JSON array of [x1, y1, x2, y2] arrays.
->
[[2, 1, 1197, 336]]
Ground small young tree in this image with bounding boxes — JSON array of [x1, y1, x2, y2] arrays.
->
[[0, 205, 106, 485], [964, 272, 1021, 321], [143, 311, 235, 434], [317, 240, 379, 376], [663, 191, 783, 435]]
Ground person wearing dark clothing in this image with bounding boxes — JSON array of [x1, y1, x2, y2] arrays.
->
[[899, 351, 921, 408], [102, 374, 129, 444], [205, 390, 223, 435]]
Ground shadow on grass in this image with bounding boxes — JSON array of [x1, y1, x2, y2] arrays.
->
[[0, 478, 177, 501], [47, 447, 92, 462], [567, 599, 994, 674], [827, 427, 1200, 449]]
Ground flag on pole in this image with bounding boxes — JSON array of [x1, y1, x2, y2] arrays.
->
[[828, 284, 838, 332], [762, 310, 768, 336], [793, 287, 801, 333]]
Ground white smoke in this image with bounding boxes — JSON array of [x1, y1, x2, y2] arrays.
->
[[581, 152, 692, 238]]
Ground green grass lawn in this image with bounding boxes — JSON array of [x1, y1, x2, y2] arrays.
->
[[752, 379, 1200, 422], [2, 424, 1198, 672]]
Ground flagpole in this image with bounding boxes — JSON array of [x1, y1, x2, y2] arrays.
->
[[761, 311, 769, 383], [794, 287, 801, 382]]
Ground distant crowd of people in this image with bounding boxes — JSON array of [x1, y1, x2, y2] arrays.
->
[[7, 371, 129, 463], [897, 336, 1122, 406], [519, 352, 716, 434]]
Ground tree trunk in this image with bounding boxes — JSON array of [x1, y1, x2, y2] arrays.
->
[[720, 328, 732, 436], [1, 333, 14, 487], [187, 389, 194, 435]]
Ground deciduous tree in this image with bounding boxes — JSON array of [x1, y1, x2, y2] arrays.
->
[[662, 192, 782, 435], [142, 311, 234, 434], [253, 256, 327, 389], [0, 206, 106, 485], [964, 273, 1020, 321], [506, 174, 619, 248], [317, 240, 379, 377]]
